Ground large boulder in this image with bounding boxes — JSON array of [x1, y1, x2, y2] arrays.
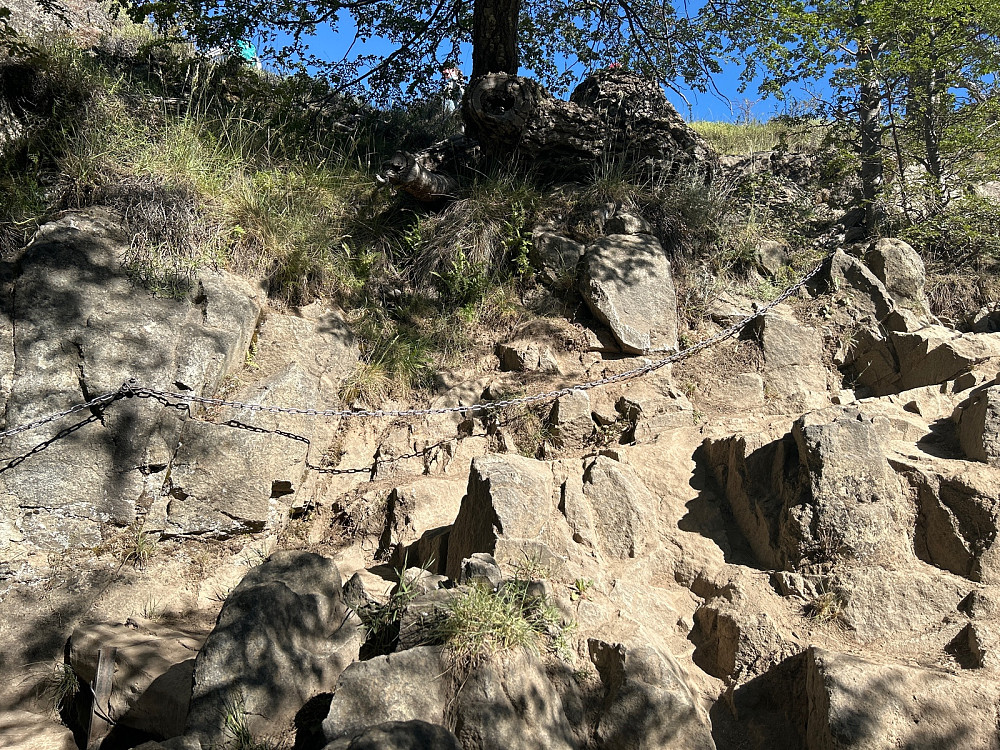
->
[[0, 211, 360, 558], [0, 210, 261, 555], [589, 639, 716, 750], [892, 452, 1000, 582], [464, 70, 716, 183], [531, 229, 585, 285], [159, 366, 315, 538], [577, 456, 658, 560], [0, 710, 77, 750], [865, 238, 929, 316], [153, 303, 357, 537], [579, 233, 679, 355], [324, 647, 589, 750], [549, 390, 594, 447], [451, 648, 578, 750], [753, 310, 828, 410], [958, 385, 1000, 465], [444, 454, 565, 580], [444, 453, 658, 579], [322, 647, 452, 742], [703, 407, 910, 570], [380, 477, 467, 568], [893, 328, 1000, 392], [806, 647, 1000, 749], [840, 312, 1000, 398], [568, 70, 717, 181], [186, 551, 362, 747], [828, 249, 901, 325], [692, 596, 791, 682]]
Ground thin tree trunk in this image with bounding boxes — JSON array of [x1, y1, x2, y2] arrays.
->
[[857, 43, 885, 236], [885, 80, 915, 224], [921, 29, 947, 209]]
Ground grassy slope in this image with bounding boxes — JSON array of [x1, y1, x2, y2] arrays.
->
[[3, 23, 999, 405]]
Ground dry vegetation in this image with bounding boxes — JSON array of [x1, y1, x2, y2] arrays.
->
[[3, 20, 999, 408]]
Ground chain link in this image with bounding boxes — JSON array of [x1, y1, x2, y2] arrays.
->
[[0, 250, 833, 440], [0, 390, 124, 442]]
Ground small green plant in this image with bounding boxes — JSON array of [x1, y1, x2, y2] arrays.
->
[[30, 661, 79, 716], [804, 589, 848, 624], [217, 689, 286, 748], [510, 554, 551, 582], [243, 339, 259, 370], [242, 543, 272, 568], [356, 558, 428, 656], [140, 596, 163, 621], [221, 691, 254, 749], [121, 522, 157, 569], [210, 584, 235, 603], [592, 421, 624, 447], [570, 578, 594, 601]]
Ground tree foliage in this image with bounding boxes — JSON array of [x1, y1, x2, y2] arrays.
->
[[706, 0, 1000, 224], [133, 0, 723, 103]]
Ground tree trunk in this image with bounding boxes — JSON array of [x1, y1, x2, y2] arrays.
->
[[463, 71, 717, 182], [920, 28, 947, 209], [471, 0, 521, 79], [387, 71, 718, 202], [857, 42, 885, 236], [382, 152, 458, 201]]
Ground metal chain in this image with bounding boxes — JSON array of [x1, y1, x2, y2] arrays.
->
[[0, 250, 833, 439], [0, 389, 124, 441]]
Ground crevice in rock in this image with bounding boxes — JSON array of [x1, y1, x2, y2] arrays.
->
[[270, 479, 294, 499], [193, 280, 208, 323]]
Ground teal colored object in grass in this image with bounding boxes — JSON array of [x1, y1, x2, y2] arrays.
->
[[237, 40, 256, 62]]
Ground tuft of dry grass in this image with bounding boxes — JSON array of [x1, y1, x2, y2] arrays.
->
[[692, 119, 826, 156]]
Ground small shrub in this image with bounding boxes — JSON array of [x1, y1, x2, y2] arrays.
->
[[901, 193, 1000, 271], [406, 169, 541, 292]]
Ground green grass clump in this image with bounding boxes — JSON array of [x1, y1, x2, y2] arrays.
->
[[221, 690, 283, 750], [436, 580, 570, 669], [30, 661, 79, 716], [804, 590, 848, 625]]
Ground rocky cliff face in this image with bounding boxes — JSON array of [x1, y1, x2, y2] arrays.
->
[[2, 196, 999, 750], [0, 208, 358, 574]]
